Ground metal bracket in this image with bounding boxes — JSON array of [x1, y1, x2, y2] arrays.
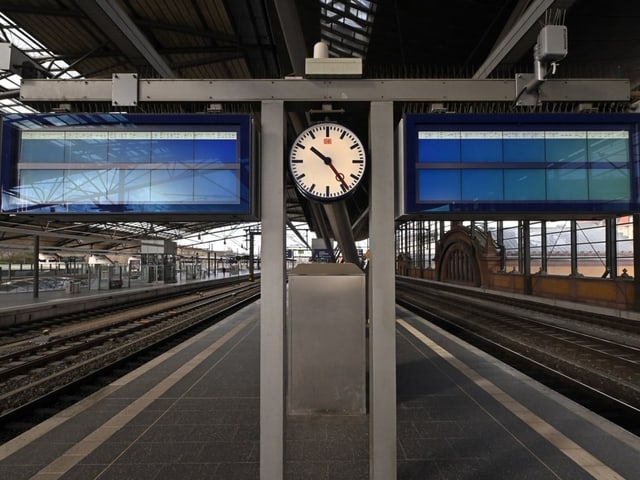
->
[[112, 73, 138, 107], [515, 73, 539, 106]]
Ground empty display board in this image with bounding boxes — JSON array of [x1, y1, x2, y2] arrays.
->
[[401, 114, 640, 218], [1, 113, 256, 219]]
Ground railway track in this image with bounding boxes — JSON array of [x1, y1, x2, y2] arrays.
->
[[396, 277, 640, 434], [0, 281, 259, 421]]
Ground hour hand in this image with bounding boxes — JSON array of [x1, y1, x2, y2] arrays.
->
[[310, 146, 331, 165]]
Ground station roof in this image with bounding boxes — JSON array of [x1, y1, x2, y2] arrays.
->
[[1, 0, 639, 255]]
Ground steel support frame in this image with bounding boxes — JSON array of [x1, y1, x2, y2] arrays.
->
[[20, 77, 630, 104], [570, 220, 578, 276], [369, 101, 396, 479], [260, 100, 285, 479], [605, 217, 617, 279], [16, 73, 636, 478]]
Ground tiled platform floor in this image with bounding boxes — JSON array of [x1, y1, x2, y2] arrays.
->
[[1, 301, 638, 479]]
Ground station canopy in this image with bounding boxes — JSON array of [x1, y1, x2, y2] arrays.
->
[[1, 0, 639, 255]]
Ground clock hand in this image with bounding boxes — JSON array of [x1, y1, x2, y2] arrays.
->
[[327, 162, 349, 189], [310, 146, 331, 165], [310, 146, 349, 189]]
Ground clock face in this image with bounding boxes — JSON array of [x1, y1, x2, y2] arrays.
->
[[289, 122, 366, 202]]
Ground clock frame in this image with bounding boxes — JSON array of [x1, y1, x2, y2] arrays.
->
[[288, 122, 366, 202]]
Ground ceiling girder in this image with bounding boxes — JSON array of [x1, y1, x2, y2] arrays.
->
[[77, 0, 176, 78], [473, 0, 576, 79]]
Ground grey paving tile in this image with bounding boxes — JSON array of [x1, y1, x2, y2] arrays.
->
[[301, 440, 356, 461], [89, 463, 163, 480], [195, 441, 257, 463], [412, 420, 465, 438], [399, 437, 458, 461], [139, 424, 196, 442], [285, 461, 328, 480], [56, 464, 107, 480], [397, 421, 420, 439], [234, 424, 259, 441], [115, 441, 198, 464], [189, 424, 239, 442], [80, 441, 130, 464], [433, 459, 486, 479], [285, 441, 304, 461], [0, 465, 41, 480], [154, 463, 220, 479], [327, 460, 369, 480], [397, 460, 441, 480], [214, 461, 259, 479], [471, 453, 565, 480]]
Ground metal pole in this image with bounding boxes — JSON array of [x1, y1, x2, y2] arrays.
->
[[571, 220, 578, 276], [260, 100, 285, 480], [249, 232, 255, 281], [369, 101, 396, 479], [33, 235, 39, 298], [633, 215, 640, 310], [541, 221, 547, 273], [605, 217, 617, 278], [522, 220, 531, 294]]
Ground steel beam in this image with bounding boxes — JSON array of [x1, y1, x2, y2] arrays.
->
[[20, 78, 630, 103], [473, 0, 577, 79], [78, 0, 175, 78], [323, 202, 360, 265], [273, 0, 307, 74]]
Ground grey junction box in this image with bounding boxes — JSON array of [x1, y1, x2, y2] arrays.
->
[[287, 263, 366, 415]]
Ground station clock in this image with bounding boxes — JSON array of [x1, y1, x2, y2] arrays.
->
[[289, 122, 366, 202]]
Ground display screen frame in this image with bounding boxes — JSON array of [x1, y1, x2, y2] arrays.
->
[[1, 113, 258, 220], [401, 113, 640, 219]]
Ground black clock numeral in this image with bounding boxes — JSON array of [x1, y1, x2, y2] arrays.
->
[[309, 131, 316, 139], [350, 143, 359, 150], [340, 183, 348, 191], [310, 183, 316, 193], [340, 131, 347, 139], [295, 142, 306, 149], [350, 173, 359, 180], [352, 159, 363, 163], [292, 159, 303, 163], [326, 185, 330, 196], [325, 126, 330, 137], [296, 173, 305, 180]]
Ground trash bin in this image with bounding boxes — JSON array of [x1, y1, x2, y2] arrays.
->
[[287, 263, 366, 415]]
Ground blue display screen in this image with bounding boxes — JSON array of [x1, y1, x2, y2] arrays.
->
[[1, 113, 256, 218], [403, 114, 640, 217]]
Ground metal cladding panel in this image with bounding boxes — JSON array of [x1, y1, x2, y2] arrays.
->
[[287, 263, 366, 415], [401, 113, 640, 219]]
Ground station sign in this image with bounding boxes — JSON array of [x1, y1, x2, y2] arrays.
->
[[1, 113, 257, 219], [399, 113, 640, 218]]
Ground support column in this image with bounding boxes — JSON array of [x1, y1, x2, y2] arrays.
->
[[260, 100, 285, 480], [605, 217, 617, 278], [521, 221, 531, 294], [570, 220, 578, 276], [633, 215, 640, 310], [33, 235, 39, 298], [540, 221, 547, 273], [369, 101, 396, 480]]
